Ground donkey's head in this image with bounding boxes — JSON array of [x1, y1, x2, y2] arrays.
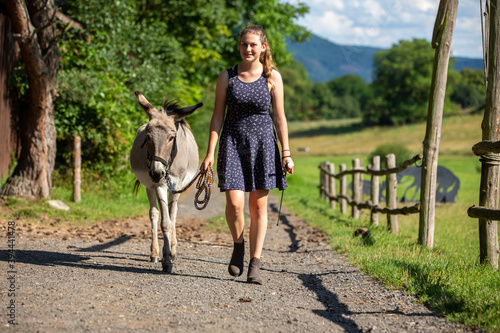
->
[[135, 91, 202, 184]]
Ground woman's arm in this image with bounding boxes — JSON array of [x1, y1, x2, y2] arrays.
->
[[201, 70, 228, 172], [270, 70, 294, 175]]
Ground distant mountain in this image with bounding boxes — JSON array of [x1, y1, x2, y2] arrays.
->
[[287, 34, 484, 83]]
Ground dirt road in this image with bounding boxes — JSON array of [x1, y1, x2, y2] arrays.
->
[[0, 189, 474, 332]]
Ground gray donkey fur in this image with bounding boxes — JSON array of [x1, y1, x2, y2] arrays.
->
[[130, 91, 202, 273]]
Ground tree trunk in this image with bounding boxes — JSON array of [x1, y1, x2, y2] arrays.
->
[[418, 0, 458, 248], [2, 0, 59, 198], [478, 0, 500, 268], [0, 13, 20, 180]]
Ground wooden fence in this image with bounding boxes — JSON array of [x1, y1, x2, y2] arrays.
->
[[319, 153, 423, 234]]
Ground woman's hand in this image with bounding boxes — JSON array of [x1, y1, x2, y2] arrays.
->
[[282, 157, 294, 175], [201, 154, 214, 173]]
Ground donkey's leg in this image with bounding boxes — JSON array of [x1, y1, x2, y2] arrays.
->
[[157, 186, 174, 273], [168, 192, 181, 261], [146, 188, 160, 263]]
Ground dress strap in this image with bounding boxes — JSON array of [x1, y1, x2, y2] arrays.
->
[[227, 65, 238, 79]]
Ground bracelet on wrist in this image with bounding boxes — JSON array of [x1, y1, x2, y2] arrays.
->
[[282, 156, 291, 159]]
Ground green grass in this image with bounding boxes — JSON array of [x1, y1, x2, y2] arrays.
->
[[1, 172, 149, 226]]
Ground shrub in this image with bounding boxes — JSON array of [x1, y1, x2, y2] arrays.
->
[[369, 143, 412, 168]]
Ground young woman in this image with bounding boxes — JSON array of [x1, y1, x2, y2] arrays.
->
[[200, 25, 294, 284]]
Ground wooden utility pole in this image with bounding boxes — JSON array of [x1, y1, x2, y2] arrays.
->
[[478, 0, 500, 268], [419, 0, 458, 248]]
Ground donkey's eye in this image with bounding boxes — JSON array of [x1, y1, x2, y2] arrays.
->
[[146, 134, 152, 142], [168, 136, 175, 142]]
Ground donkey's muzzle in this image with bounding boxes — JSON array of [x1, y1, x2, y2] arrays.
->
[[149, 169, 166, 183]]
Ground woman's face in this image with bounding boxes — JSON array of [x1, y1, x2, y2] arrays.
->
[[239, 33, 266, 63]]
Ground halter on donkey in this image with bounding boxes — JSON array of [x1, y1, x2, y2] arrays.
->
[[130, 91, 206, 273]]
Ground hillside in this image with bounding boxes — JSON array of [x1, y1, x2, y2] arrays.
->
[[287, 34, 484, 83]]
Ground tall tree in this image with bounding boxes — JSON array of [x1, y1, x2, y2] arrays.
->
[[367, 39, 435, 125], [3, 0, 59, 198]]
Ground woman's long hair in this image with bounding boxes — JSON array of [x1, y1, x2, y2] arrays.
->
[[240, 25, 277, 87]]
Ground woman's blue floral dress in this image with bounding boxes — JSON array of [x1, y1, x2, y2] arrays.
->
[[217, 65, 287, 192]]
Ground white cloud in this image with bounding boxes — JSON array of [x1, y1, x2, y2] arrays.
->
[[292, 0, 482, 57], [299, 10, 354, 40], [414, 0, 438, 12]]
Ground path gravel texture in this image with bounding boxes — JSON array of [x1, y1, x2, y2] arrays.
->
[[0, 188, 476, 332]]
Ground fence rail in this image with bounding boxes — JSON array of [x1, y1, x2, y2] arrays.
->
[[319, 153, 423, 234], [469, 140, 500, 221]]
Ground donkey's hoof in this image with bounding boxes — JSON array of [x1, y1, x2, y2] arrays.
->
[[151, 256, 160, 264], [162, 263, 173, 273]]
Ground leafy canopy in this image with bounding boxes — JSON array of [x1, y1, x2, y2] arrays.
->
[[55, 0, 309, 174]]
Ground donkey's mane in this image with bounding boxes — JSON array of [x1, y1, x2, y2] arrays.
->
[[162, 99, 182, 113], [162, 98, 189, 127]]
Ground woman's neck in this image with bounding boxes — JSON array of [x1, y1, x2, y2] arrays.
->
[[238, 60, 263, 73]]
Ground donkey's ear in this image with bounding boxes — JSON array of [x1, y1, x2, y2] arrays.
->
[[135, 91, 160, 120], [170, 103, 203, 121]]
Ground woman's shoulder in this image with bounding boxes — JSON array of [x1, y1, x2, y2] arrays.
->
[[270, 68, 283, 84], [216, 68, 230, 90]]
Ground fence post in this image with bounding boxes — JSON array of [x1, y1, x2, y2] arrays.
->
[[328, 162, 336, 210], [352, 159, 362, 219], [419, 0, 458, 250], [340, 163, 347, 214], [386, 154, 398, 234], [73, 135, 81, 203], [371, 155, 380, 226], [477, 0, 500, 268], [320, 162, 325, 200]]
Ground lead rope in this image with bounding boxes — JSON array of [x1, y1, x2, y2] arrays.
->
[[169, 166, 215, 210]]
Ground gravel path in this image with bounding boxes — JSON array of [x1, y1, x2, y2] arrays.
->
[[1, 189, 475, 332]]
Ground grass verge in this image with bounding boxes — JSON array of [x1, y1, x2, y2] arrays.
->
[[1, 172, 148, 226], [278, 155, 500, 332]]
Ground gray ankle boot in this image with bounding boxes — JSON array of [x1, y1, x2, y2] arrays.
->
[[247, 257, 262, 284]]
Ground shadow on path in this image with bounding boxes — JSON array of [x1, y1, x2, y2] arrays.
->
[[295, 269, 446, 331], [297, 271, 361, 332], [76, 235, 132, 252], [269, 201, 299, 252]]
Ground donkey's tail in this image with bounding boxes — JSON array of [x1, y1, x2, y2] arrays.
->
[[132, 178, 142, 196]]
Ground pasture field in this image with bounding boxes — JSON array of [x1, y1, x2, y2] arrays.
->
[[281, 112, 500, 332]]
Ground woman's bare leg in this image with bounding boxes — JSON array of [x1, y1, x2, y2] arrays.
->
[[225, 190, 245, 243], [225, 189, 246, 277], [248, 190, 269, 259]]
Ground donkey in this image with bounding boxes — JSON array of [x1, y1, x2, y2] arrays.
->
[[130, 91, 202, 273]]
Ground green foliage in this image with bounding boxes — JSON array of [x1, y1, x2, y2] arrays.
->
[[369, 143, 412, 168], [54, 0, 310, 175], [279, 65, 373, 121], [280, 61, 314, 120], [311, 82, 337, 119], [327, 74, 372, 113], [449, 68, 486, 110], [366, 38, 457, 126]]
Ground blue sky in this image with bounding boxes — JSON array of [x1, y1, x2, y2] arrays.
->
[[291, 0, 484, 59]]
